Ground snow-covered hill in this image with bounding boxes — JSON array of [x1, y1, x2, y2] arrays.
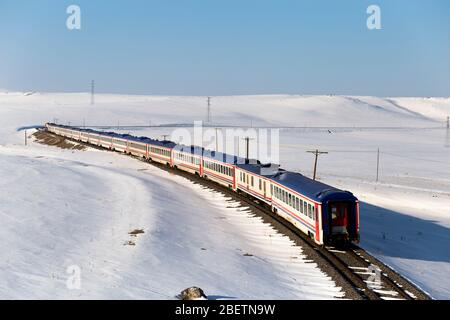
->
[[0, 92, 449, 299]]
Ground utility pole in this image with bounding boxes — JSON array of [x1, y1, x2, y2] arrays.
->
[[91, 80, 95, 105], [307, 149, 328, 180], [376, 148, 380, 182], [215, 128, 220, 152], [25, 130, 27, 146], [447, 116, 449, 129], [242, 137, 254, 161], [206, 97, 211, 123]]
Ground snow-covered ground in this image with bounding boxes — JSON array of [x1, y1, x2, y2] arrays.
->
[[0, 92, 449, 299]]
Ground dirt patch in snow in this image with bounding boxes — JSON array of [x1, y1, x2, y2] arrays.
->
[[128, 229, 145, 236], [32, 130, 86, 150]]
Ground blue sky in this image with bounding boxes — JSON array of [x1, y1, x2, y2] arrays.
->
[[0, 0, 449, 96]]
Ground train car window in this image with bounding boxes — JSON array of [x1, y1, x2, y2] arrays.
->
[[303, 202, 307, 215], [263, 181, 266, 192], [308, 204, 312, 218], [251, 176, 254, 187], [288, 194, 292, 206], [312, 207, 315, 221], [259, 179, 262, 190], [270, 184, 273, 195]]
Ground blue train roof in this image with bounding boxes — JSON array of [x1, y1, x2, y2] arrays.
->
[[49, 124, 176, 148], [202, 150, 246, 165], [271, 171, 357, 203], [236, 162, 281, 176]]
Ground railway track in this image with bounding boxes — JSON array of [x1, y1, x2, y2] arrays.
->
[[36, 129, 432, 300]]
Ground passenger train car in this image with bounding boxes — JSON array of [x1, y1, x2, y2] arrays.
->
[[45, 123, 359, 245]]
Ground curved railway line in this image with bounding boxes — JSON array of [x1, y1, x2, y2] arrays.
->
[[35, 129, 431, 300]]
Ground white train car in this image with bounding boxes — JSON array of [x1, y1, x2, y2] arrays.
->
[[148, 142, 175, 166], [202, 152, 236, 188], [172, 145, 202, 175], [235, 163, 278, 205]]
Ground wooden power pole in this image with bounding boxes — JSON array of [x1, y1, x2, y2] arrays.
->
[[215, 128, 221, 152], [307, 149, 328, 180], [242, 137, 254, 161], [376, 148, 380, 182]]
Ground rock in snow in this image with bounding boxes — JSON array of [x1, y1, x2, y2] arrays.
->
[[179, 287, 208, 300]]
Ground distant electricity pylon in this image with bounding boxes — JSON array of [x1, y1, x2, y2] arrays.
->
[[206, 97, 211, 123], [307, 149, 328, 180], [91, 80, 95, 105]]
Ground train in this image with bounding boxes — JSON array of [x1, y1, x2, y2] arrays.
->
[[45, 123, 360, 246]]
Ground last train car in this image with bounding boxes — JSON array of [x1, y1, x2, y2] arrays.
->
[[270, 170, 359, 245]]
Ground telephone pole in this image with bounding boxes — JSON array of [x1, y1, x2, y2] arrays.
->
[[25, 130, 27, 146], [215, 128, 220, 152], [376, 148, 380, 182], [447, 116, 449, 129], [307, 149, 328, 180], [206, 97, 211, 123], [242, 137, 255, 161], [91, 80, 95, 105]]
